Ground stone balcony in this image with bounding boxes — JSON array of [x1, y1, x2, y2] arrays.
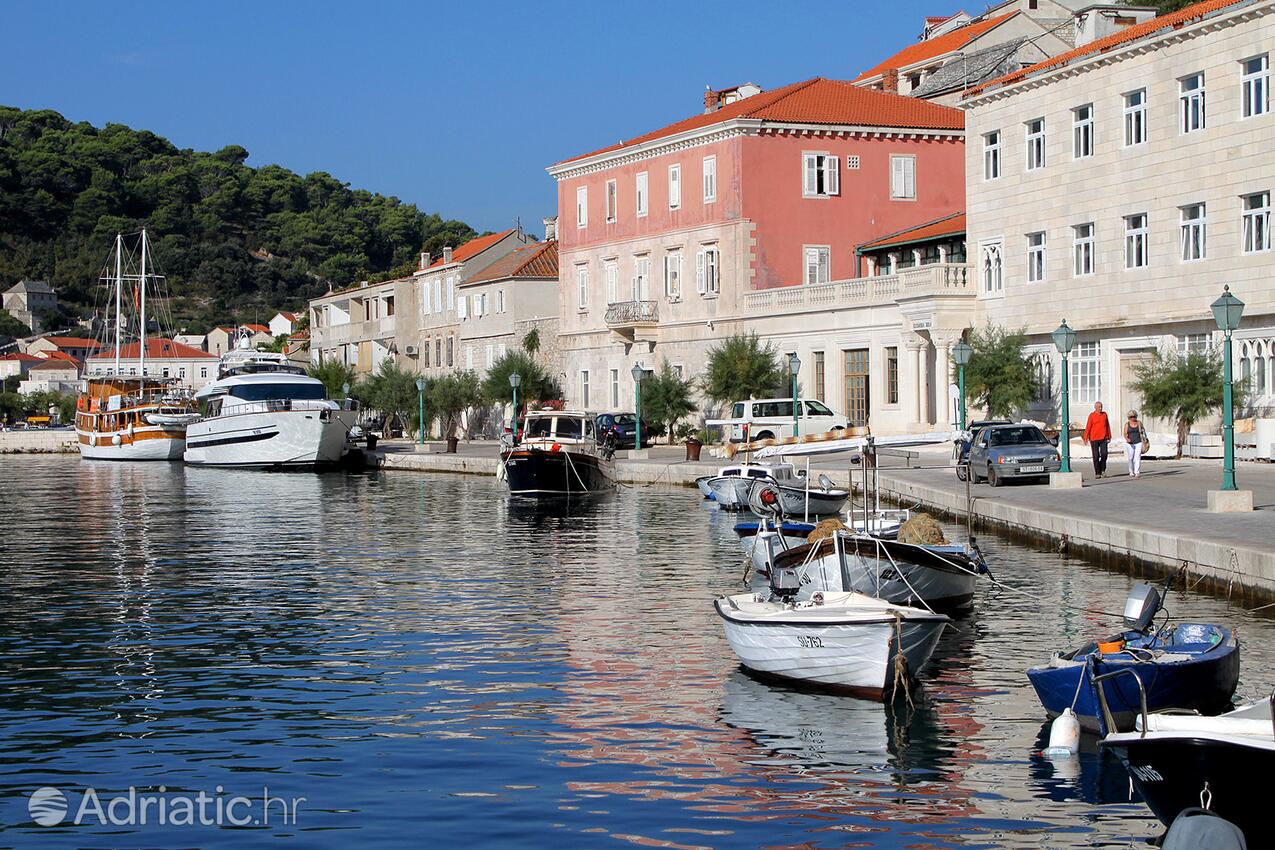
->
[[740, 263, 972, 314], [604, 300, 660, 343]]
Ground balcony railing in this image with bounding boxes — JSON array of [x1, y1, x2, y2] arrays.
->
[[740, 263, 971, 313], [605, 300, 659, 326]]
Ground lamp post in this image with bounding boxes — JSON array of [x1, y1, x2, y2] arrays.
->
[[415, 377, 427, 445], [788, 353, 801, 438], [1051, 319, 1077, 474], [508, 372, 522, 441], [951, 340, 973, 431], [342, 382, 350, 401], [1212, 286, 1245, 492], [631, 364, 645, 451]]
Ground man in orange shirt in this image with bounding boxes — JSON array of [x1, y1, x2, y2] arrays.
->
[[1083, 401, 1112, 478]]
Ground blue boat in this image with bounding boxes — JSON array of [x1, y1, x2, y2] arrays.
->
[[1027, 583, 1240, 734]]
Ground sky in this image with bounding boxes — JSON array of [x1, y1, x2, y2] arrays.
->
[[2, 0, 960, 237]]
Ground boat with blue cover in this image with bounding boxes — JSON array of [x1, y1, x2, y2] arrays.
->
[[1027, 583, 1240, 733]]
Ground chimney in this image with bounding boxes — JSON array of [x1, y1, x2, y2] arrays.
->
[[419, 251, 430, 269], [882, 68, 900, 94], [442, 246, 453, 264], [703, 87, 721, 113], [542, 216, 557, 241]]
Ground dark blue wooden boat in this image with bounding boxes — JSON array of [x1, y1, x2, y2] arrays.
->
[[1027, 584, 1239, 734]]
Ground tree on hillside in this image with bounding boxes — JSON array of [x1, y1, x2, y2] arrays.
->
[[961, 325, 1036, 419], [307, 358, 356, 399], [701, 333, 785, 406], [1131, 348, 1239, 459], [641, 361, 696, 442], [0, 312, 31, 341]]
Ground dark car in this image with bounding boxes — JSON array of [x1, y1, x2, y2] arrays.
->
[[954, 419, 1013, 481], [596, 412, 655, 449], [968, 423, 1061, 487]]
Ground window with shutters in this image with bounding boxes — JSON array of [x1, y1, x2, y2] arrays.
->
[[702, 156, 716, 203], [1243, 54, 1270, 118], [485, 344, 494, 370], [668, 164, 681, 209], [889, 155, 916, 200], [1026, 118, 1045, 170], [813, 351, 825, 402], [446, 336, 454, 368], [465, 345, 473, 370], [803, 246, 830, 285], [447, 276, 455, 310], [1180, 73, 1205, 133], [576, 186, 587, 227], [696, 244, 720, 296], [663, 250, 682, 300], [605, 179, 617, 223], [610, 369, 619, 408], [635, 172, 648, 217], [983, 131, 1001, 180], [435, 339, 442, 366], [457, 294, 468, 320], [432, 279, 441, 314], [802, 153, 839, 198], [581, 371, 590, 408], [604, 259, 619, 304], [423, 339, 430, 367], [496, 289, 505, 314], [422, 280, 432, 315], [633, 255, 651, 301], [576, 264, 589, 309]]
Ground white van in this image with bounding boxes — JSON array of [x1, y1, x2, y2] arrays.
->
[[725, 398, 849, 442]]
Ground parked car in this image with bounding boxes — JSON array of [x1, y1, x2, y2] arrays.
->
[[596, 412, 655, 449], [954, 419, 1013, 481], [967, 423, 1061, 487], [725, 398, 850, 442]]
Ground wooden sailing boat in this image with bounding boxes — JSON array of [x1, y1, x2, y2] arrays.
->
[[75, 230, 200, 460]]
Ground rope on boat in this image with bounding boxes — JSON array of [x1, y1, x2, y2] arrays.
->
[[874, 535, 938, 615], [889, 610, 914, 709]]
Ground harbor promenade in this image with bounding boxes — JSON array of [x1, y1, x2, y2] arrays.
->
[[378, 440, 1275, 600]]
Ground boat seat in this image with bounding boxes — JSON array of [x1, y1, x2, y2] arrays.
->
[[1137, 714, 1273, 737]]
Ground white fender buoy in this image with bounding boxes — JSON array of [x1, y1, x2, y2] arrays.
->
[[1043, 708, 1080, 757], [111, 434, 122, 446]]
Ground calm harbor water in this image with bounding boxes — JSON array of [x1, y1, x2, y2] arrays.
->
[[1, 456, 1273, 848]]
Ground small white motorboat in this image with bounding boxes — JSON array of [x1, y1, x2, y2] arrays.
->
[[764, 474, 850, 518], [706, 462, 801, 510]]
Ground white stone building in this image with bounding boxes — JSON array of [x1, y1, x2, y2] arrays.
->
[[2, 280, 57, 334], [456, 239, 559, 380], [86, 339, 220, 390]]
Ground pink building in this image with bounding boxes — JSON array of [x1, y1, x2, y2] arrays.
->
[[546, 77, 968, 428]]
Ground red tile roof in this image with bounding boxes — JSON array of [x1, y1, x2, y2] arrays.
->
[[277, 311, 298, 321], [30, 357, 80, 371], [0, 352, 41, 362], [968, 0, 1247, 96], [89, 339, 218, 360], [426, 229, 516, 269], [854, 12, 1016, 82], [36, 336, 101, 349], [558, 77, 964, 165], [859, 212, 966, 250], [465, 240, 559, 285], [41, 350, 81, 363]]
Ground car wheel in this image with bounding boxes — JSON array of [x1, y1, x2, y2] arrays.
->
[[987, 465, 1001, 487], [755, 430, 775, 441], [956, 465, 968, 482]]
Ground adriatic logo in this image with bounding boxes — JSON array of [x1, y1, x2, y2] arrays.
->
[[28, 787, 68, 826]]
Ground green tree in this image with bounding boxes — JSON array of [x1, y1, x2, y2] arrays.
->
[[307, 358, 356, 399], [640, 360, 695, 442], [0, 391, 23, 424], [521, 327, 541, 354], [0, 312, 32, 339], [481, 349, 557, 406], [428, 371, 484, 450], [961, 325, 1036, 419], [257, 334, 288, 353], [1131, 347, 1238, 459], [701, 333, 785, 405], [358, 358, 421, 438]]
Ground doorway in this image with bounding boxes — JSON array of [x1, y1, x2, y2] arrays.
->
[[843, 348, 870, 427]]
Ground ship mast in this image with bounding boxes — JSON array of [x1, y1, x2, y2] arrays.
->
[[139, 229, 148, 378], [113, 233, 123, 375]]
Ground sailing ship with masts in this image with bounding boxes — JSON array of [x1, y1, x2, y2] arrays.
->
[[74, 230, 200, 460]]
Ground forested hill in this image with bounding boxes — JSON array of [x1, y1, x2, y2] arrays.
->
[[0, 106, 480, 332]]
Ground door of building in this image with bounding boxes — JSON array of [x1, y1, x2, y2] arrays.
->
[[843, 348, 870, 427], [1119, 351, 1174, 438]]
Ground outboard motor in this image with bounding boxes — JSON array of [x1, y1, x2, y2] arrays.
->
[[747, 482, 785, 521], [1123, 582, 1163, 633], [1162, 808, 1247, 850], [767, 556, 804, 600]]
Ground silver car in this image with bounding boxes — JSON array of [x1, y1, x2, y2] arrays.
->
[[967, 423, 1061, 487]]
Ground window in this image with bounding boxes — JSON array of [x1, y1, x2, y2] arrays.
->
[[983, 131, 1001, 180], [576, 186, 588, 227], [1180, 73, 1205, 133], [702, 156, 716, 202], [1125, 213, 1149, 269], [802, 153, 840, 197], [886, 347, 899, 405], [668, 164, 681, 209], [423, 340, 430, 367], [804, 246, 831, 284], [604, 260, 619, 304], [435, 339, 442, 366], [1027, 231, 1046, 283], [890, 155, 916, 200], [1026, 118, 1045, 170], [432, 279, 441, 313], [1243, 191, 1271, 253], [1242, 54, 1269, 118], [673, 364, 684, 380], [1180, 203, 1206, 262], [610, 369, 619, 408], [446, 336, 454, 367], [605, 179, 617, 223], [485, 345, 494, 370], [581, 371, 590, 408], [1179, 333, 1211, 356], [1031, 352, 1053, 402], [633, 255, 651, 301], [663, 250, 682, 300], [447, 276, 456, 310], [1072, 104, 1094, 159], [696, 244, 720, 295], [179, 367, 186, 379], [813, 351, 825, 402], [1073, 223, 1095, 276], [457, 294, 467, 320], [576, 264, 589, 309], [200, 367, 208, 379], [980, 240, 1003, 294], [636, 172, 648, 217], [1124, 89, 1147, 146], [496, 289, 505, 314], [1070, 341, 1100, 405]]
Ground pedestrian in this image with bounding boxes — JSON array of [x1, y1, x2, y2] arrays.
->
[[1083, 401, 1112, 478], [1125, 410, 1149, 478]]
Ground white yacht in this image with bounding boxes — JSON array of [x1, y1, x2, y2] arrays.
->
[[184, 343, 356, 469]]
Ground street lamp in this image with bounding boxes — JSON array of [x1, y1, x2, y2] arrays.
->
[[788, 353, 801, 438], [1051, 319, 1078, 474], [951, 339, 973, 431], [631, 363, 645, 451], [1212, 285, 1245, 491], [342, 382, 350, 400], [415, 377, 427, 444], [508, 372, 522, 441]]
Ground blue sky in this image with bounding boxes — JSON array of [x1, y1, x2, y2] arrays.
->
[[2, 0, 950, 237]]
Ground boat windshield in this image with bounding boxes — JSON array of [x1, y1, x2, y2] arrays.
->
[[229, 383, 327, 402], [989, 426, 1049, 447]]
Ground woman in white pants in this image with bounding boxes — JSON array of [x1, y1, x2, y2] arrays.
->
[[1124, 411, 1147, 478]]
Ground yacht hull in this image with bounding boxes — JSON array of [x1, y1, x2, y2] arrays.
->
[[184, 410, 350, 468], [501, 449, 614, 495], [77, 427, 185, 460]]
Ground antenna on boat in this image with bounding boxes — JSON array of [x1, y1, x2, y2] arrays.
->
[[139, 229, 148, 378], [113, 233, 123, 375]]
